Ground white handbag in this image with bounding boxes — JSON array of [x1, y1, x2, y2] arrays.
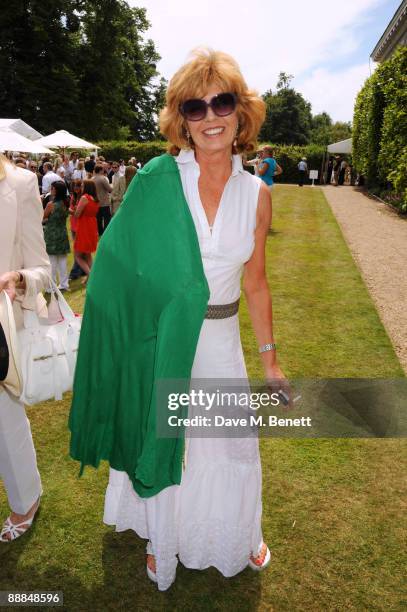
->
[[18, 280, 82, 405]]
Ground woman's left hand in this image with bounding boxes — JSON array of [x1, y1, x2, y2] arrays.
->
[[0, 271, 20, 302], [265, 363, 293, 409]]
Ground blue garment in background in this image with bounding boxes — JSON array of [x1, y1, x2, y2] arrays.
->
[[259, 157, 277, 186]]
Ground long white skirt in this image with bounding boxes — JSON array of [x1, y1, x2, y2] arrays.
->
[[103, 315, 263, 591]]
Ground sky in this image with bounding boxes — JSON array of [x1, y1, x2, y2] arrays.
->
[[129, 0, 401, 123]]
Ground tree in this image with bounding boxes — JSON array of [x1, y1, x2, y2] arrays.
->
[[0, 0, 82, 135], [329, 121, 352, 144], [276, 72, 294, 90], [260, 81, 312, 145], [309, 112, 332, 145], [0, 0, 163, 141], [77, 1, 162, 140], [310, 113, 352, 145]]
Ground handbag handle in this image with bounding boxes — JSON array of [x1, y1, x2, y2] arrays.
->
[[47, 278, 76, 322], [23, 277, 76, 330]]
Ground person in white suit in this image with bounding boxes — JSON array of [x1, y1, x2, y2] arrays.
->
[[0, 155, 51, 541]]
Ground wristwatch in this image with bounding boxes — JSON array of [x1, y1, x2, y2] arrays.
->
[[259, 343, 277, 353]]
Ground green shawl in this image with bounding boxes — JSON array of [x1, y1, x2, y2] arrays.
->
[[68, 153, 209, 498]]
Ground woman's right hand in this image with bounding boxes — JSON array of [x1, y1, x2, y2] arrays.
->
[[0, 271, 20, 302]]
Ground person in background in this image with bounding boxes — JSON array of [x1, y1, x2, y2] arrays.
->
[[128, 157, 141, 170], [244, 148, 263, 176], [258, 146, 282, 188], [93, 164, 112, 235], [101, 161, 109, 178], [84, 153, 96, 177], [0, 154, 50, 542], [43, 180, 70, 291], [332, 156, 341, 186], [28, 161, 42, 191], [59, 155, 72, 184], [69, 152, 79, 177], [326, 157, 333, 184], [74, 180, 99, 284], [72, 159, 87, 181], [39, 154, 51, 176], [105, 161, 114, 183], [111, 161, 126, 214], [118, 159, 126, 176], [338, 158, 347, 186], [14, 157, 27, 169], [53, 156, 63, 174], [124, 165, 137, 190], [68, 180, 86, 281], [56, 167, 70, 197], [41, 162, 60, 196], [298, 157, 308, 187]]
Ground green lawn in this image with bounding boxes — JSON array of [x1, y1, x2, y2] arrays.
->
[[1, 185, 406, 612]]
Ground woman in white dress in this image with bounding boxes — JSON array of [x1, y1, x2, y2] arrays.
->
[[103, 49, 287, 590]]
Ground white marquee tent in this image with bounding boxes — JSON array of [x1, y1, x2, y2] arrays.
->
[[0, 119, 42, 141], [321, 138, 353, 183], [35, 129, 98, 151], [0, 129, 53, 154], [327, 138, 352, 154]]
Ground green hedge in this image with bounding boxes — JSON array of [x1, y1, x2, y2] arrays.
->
[[97, 140, 166, 164], [97, 140, 325, 184], [353, 47, 407, 213]]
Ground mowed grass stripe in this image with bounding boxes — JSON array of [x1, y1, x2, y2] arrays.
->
[[241, 184, 404, 378]]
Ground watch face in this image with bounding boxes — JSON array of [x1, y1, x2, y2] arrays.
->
[[0, 323, 9, 382]]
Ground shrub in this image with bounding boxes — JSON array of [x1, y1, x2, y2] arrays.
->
[[353, 47, 407, 212], [97, 141, 167, 163]]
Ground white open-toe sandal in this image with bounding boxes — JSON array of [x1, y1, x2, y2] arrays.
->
[[248, 541, 271, 571], [146, 540, 157, 583], [0, 499, 40, 543], [146, 560, 157, 583]]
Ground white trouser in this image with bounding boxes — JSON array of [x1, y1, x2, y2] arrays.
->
[[49, 254, 69, 290], [0, 390, 42, 514]]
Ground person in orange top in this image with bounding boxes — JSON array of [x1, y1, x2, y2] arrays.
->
[[74, 180, 99, 284]]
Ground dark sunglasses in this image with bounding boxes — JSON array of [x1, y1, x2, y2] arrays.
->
[[179, 92, 237, 121]]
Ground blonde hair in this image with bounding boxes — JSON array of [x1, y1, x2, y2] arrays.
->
[[0, 154, 10, 181], [159, 48, 265, 155], [263, 146, 274, 157]]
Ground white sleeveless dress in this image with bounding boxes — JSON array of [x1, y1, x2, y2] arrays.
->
[[103, 149, 264, 591]]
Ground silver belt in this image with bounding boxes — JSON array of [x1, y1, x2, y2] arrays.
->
[[205, 298, 240, 319]]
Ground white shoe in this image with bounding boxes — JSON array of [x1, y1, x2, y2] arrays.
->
[[146, 558, 157, 583], [0, 498, 40, 543], [146, 540, 157, 583], [146, 541, 178, 589], [248, 542, 271, 571]]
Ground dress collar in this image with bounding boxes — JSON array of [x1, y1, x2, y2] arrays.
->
[[176, 148, 244, 176]]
